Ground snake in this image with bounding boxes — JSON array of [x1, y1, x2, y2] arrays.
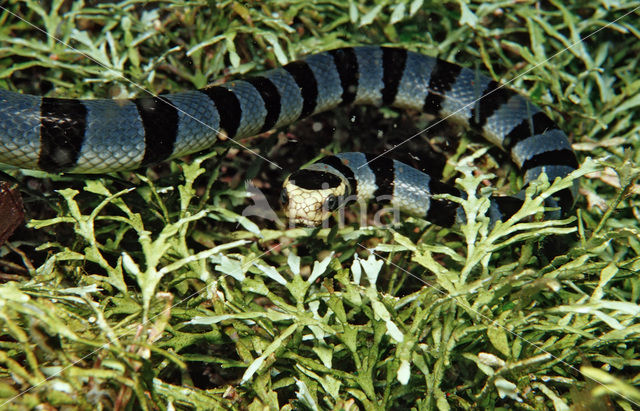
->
[[0, 46, 578, 226]]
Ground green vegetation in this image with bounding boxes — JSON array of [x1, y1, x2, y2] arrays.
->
[[1, 0, 640, 409]]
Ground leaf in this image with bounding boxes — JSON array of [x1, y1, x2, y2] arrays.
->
[[478, 352, 506, 368], [83, 180, 111, 196], [390, 3, 406, 24], [225, 37, 240, 67], [214, 255, 245, 282], [384, 319, 404, 343], [456, 0, 478, 27], [254, 263, 287, 285], [581, 367, 640, 402], [494, 378, 522, 402], [370, 298, 404, 343], [0, 282, 29, 304], [231, 2, 252, 25], [186, 34, 226, 57], [410, 0, 424, 15], [397, 360, 410, 385], [349, 0, 358, 23], [351, 258, 362, 284], [597, 300, 640, 315], [607, 90, 640, 120], [295, 378, 319, 411], [487, 326, 510, 357], [288, 253, 301, 276], [359, 4, 384, 26], [308, 252, 334, 284], [312, 345, 332, 369], [212, 208, 262, 236], [341, 326, 357, 353], [59, 284, 101, 296], [593, 263, 618, 300], [592, 310, 624, 330], [359, 254, 383, 285], [189, 311, 293, 325], [122, 252, 141, 277], [436, 395, 451, 411], [262, 32, 288, 65], [241, 324, 298, 383], [533, 382, 570, 411]]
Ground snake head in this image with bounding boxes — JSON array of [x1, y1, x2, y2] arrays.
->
[[281, 165, 350, 226]]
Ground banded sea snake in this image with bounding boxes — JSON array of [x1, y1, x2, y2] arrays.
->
[[0, 46, 578, 226]]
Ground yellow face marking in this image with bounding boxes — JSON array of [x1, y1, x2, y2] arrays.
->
[[282, 176, 348, 226]]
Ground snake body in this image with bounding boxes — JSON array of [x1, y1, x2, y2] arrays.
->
[[0, 46, 578, 225]]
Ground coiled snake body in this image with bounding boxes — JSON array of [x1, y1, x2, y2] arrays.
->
[[0, 46, 578, 226]]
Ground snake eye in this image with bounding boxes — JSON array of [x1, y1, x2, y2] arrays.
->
[[325, 194, 339, 211], [280, 189, 289, 206]]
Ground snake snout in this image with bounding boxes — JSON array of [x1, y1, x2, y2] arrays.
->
[[281, 168, 349, 226], [280, 184, 330, 226]]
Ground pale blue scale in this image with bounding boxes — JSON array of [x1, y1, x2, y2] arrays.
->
[[511, 129, 572, 168], [391, 160, 432, 215], [482, 94, 542, 148], [0, 90, 41, 169], [263, 69, 304, 127], [440, 67, 492, 124], [353, 47, 384, 105], [304, 53, 344, 114], [221, 80, 267, 137], [72, 99, 145, 172], [394, 53, 436, 110], [165, 91, 219, 158], [335, 152, 378, 201]]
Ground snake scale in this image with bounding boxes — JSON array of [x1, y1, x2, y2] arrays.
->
[[0, 46, 578, 226]]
